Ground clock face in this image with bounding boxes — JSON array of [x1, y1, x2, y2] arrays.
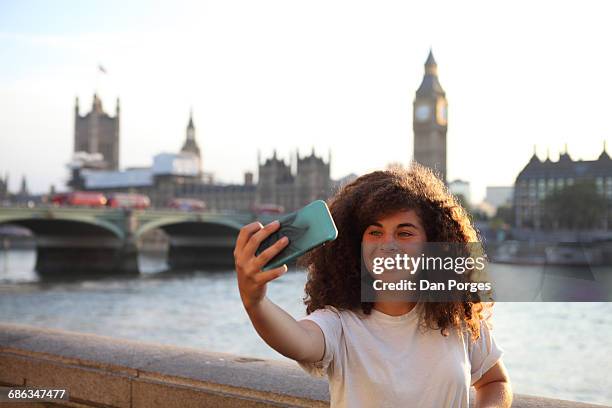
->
[[436, 99, 448, 125], [415, 104, 431, 122]]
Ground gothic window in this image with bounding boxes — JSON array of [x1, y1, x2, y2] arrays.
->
[[596, 177, 604, 194], [538, 179, 546, 198]]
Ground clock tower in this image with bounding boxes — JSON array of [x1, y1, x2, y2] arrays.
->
[[413, 49, 448, 183]]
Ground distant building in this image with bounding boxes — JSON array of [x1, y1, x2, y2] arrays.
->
[[73, 151, 213, 208], [332, 173, 358, 194], [70, 103, 333, 211], [448, 179, 470, 204], [256, 148, 331, 211], [0, 173, 9, 202], [73, 148, 332, 212], [413, 49, 448, 183], [513, 144, 612, 229], [74, 94, 120, 170], [485, 186, 514, 209], [180, 109, 202, 174], [18, 175, 29, 198]]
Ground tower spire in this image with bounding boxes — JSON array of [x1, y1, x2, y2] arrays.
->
[[416, 48, 445, 97], [598, 140, 610, 160], [425, 47, 437, 76], [187, 107, 195, 130], [180, 108, 201, 159], [92, 93, 103, 113]]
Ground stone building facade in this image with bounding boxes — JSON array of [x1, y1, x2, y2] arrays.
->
[[513, 144, 612, 229], [74, 94, 120, 171], [256, 148, 331, 212]]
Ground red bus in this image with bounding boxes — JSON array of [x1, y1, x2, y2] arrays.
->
[[51, 191, 107, 207], [106, 193, 151, 209]]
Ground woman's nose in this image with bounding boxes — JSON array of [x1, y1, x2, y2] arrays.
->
[[379, 234, 399, 251]]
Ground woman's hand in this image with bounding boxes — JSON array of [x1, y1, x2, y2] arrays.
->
[[234, 220, 290, 310]]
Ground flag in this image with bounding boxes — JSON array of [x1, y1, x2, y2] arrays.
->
[[98, 64, 107, 74]]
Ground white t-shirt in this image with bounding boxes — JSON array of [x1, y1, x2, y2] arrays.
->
[[297, 304, 504, 408]]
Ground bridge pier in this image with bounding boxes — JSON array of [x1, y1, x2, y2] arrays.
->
[[167, 246, 235, 270], [35, 244, 139, 278], [30, 210, 141, 278], [162, 223, 239, 271]]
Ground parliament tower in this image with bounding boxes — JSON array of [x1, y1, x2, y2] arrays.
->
[[413, 49, 448, 183], [74, 93, 120, 170]]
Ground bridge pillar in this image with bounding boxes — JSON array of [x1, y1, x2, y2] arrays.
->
[[162, 223, 239, 271], [35, 245, 139, 277], [167, 245, 235, 270], [31, 209, 141, 278]]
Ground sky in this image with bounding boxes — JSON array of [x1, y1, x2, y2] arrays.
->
[[1, 0, 611, 203]]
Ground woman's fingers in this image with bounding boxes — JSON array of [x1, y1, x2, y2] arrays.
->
[[234, 222, 264, 257], [242, 220, 281, 257], [253, 264, 288, 285], [253, 236, 289, 269]]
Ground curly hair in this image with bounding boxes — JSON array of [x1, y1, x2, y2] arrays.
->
[[297, 162, 492, 342]]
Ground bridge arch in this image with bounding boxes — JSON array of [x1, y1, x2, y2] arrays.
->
[[0, 216, 124, 240], [135, 217, 243, 239], [136, 217, 244, 269]]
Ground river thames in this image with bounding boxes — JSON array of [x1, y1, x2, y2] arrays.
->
[[1, 249, 611, 406]]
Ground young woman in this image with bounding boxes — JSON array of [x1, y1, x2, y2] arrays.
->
[[234, 164, 512, 407]]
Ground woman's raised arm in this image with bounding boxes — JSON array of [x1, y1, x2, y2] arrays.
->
[[234, 221, 325, 363]]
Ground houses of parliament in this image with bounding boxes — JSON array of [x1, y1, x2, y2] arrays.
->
[[69, 95, 333, 212], [69, 51, 449, 211]]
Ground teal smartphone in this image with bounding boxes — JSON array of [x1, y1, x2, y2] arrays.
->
[[255, 200, 338, 271]]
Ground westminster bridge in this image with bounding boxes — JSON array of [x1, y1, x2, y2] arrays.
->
[[0, 206, 276, 276]]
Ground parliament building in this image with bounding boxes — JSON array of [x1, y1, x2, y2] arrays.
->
[[69, 94, 331, 212]]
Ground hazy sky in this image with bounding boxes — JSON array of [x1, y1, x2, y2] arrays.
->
[[1, 0, 611, 202]]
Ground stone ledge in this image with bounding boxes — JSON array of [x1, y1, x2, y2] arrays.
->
[[0, 323, 608, 408]]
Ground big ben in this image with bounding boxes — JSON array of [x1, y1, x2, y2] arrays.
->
[[413, 49, 448, 183]]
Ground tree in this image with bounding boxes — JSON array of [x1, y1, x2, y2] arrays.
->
[[493, 204, 514, 227], [541, 180, 609, 230]]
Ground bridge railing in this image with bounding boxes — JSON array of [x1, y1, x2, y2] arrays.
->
[[0, 324, 606, 408]]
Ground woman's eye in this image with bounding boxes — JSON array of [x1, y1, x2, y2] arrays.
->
[[369, 230, 382, 236], [398, 232, 413, 237]]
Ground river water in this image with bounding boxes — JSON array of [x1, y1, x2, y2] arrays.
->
[[0, 249, 611, 406]]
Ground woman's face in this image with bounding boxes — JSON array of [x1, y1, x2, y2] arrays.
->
[[361, 209, 427, 280], [362, 209, 427, 246]]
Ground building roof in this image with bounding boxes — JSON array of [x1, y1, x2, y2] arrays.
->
[[83, 168, 154, 189], [425, 49, 437, 66], [153, 153, 200, 176], [516, 147, 612, 180], [416, 49, 445, 98]]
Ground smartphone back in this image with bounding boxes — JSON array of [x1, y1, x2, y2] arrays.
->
[[255, 200, 338, 271]]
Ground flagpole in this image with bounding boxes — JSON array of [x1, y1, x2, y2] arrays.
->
[[96, 63, 107, 98]]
